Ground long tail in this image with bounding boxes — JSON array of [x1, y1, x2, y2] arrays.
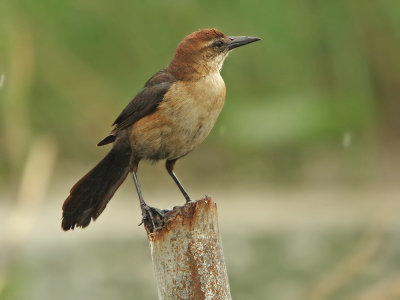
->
[[62, 140, 132, 231]]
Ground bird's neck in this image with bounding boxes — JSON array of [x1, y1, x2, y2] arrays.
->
[[168, 52, 222, 81], [168, 63, 222, 81]]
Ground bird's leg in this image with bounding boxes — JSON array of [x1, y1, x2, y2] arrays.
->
[[131, 172, 150, 214], [131, 161, 165, 231], [166, 159, 192, 203]]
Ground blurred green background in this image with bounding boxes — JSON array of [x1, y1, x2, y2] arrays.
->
[[1, 0, 400, 299]]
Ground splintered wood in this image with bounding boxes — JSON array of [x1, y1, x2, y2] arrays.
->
[[145, 198, 231, 300]]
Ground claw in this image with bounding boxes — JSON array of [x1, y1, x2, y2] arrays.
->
[[141, 205, 168, 232]]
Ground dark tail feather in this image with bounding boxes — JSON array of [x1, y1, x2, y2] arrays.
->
[[97, 134, 116, 146], [62, 141, 131, 231]]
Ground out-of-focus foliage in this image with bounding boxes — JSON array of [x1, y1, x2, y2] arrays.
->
[[1, 2, 400, 300], [1, 0, 399, 185]]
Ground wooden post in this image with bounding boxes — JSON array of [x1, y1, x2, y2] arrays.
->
[[144, 198, 232, 300]]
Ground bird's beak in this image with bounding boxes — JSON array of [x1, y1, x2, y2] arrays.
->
[[227, 36, 261, 50]]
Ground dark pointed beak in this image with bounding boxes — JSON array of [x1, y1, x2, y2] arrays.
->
[[227, 36, 261, 50]]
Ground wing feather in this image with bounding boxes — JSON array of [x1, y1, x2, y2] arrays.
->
[[97, 69, 176, 146]]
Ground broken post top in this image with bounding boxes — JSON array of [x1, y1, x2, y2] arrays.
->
[[143, 197, 217, 237]]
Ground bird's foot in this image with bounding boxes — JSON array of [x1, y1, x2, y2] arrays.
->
[[139, 205, 168, 232]]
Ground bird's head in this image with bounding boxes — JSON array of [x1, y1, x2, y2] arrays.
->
[[169, 28, 260, 79]]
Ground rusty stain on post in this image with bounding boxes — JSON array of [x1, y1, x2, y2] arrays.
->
[[145, 198, 232, 300]]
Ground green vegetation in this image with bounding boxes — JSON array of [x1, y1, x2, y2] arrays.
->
[[1, 0, 399, 184]]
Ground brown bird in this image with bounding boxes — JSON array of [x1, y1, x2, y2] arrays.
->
[[62, 28, 260, 231]]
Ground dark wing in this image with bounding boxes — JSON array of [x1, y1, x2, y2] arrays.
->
[[97, 69, 175, 146]]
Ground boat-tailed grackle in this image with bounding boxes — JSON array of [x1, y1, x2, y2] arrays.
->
[[62, 28, 260, 231]]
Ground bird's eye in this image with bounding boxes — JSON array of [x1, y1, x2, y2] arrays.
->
[[213, 40, 224, 48]]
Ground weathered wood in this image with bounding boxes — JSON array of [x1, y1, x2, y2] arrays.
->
[[145, 198, 231, 300]]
